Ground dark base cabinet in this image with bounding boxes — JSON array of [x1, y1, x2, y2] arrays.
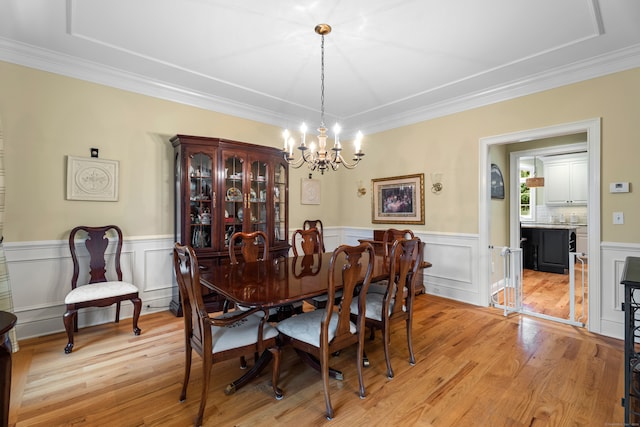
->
[[521, 227, 575, 274], [537, 228, 570, 274]]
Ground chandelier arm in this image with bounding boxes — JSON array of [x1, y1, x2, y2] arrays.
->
[[334, 153, 362, 169], [284, 152, 309, 169]]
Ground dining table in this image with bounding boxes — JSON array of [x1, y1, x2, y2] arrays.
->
[[198, 250, 431, 394]]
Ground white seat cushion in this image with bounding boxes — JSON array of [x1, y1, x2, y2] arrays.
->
[[350, 287, 407, 321], [367, 281, 388, 295], [65, 281, 138, 304], [210, 311, 279, 353], [276, 309, 355, 347]]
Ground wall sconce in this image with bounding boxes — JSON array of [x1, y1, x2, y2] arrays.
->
[[357, 180, 367, 197], [431, 173, 443, 194]]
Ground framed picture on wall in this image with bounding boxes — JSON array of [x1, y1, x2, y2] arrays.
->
[[301, 178, 321, 204], [491, 163, 505, 199], [66, 156, 119, 201], [372, 173, 425, 224]]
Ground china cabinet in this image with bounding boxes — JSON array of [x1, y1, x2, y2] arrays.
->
[[170, 135, 289, 316]]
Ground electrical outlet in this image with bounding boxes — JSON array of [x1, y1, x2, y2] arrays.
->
[[613, 212, 624, 225]]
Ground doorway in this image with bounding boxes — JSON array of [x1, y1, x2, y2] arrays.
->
[[478, 119, 601, 333]]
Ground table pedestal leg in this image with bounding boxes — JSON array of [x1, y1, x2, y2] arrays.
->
[[224, 349, 278, 395], [294, 349, 343, 380]]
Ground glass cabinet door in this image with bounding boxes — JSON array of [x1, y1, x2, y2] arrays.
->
[[222, 153, 245, 250], [273, 163, 287, 245], [188, 153, 214, 249], [249, 159, 268, 234]]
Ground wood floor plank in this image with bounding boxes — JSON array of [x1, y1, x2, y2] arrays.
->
[[9, 294, 624, 426]]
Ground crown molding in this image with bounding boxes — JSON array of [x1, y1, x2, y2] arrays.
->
[[2, 37, 640, 136]]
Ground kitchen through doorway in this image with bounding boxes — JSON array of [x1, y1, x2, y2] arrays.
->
[[480, 119, 601, 331]]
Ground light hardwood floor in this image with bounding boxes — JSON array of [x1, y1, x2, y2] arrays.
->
[[9, 293, 622, 426], [496, 263, 588, 324]]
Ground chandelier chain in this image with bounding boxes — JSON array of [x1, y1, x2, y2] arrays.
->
[[320, 34, 325, 128]]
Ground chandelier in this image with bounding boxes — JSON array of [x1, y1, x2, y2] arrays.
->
[[282, 24, 364, 174]]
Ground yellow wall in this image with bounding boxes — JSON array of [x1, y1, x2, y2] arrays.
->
[[1, 60, 639, 243], [340, 68, 640, 243]]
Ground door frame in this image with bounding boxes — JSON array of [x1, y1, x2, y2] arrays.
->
[[478, 118, 601, 333]]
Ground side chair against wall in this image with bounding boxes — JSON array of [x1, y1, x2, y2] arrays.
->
[[350, 237, 423, 379], [276, 242, 375, 420], [64, 225, 141, 354], [174, 243, 282, 427], [303, 219, 325, 252]]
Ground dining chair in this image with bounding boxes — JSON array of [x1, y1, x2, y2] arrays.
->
[[350, 237, 423, 379], [174, 243, 282, 427], [291, 227, 324, 257], [368, 228, 416, 295], [63, 225, 141, 354], [292, 228, 339, 309], [381, 228, 415, 257], [276, 242, 375, 420], [229, 230, 269, 264], [230, 230, 302, 322], [303, 219, 326, 252]]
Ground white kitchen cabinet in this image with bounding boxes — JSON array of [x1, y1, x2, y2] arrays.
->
[[543, 153, 588, 205]]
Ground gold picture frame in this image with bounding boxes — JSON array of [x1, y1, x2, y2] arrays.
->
[[372, 173, 425, 224]]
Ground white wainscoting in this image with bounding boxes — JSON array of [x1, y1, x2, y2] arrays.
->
[[5, 230, 632, 342], [339, 228, 482, 306], [599, 242, 640, 340], [4, 235, 175, 340]]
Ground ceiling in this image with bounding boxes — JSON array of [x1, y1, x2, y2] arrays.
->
[[2, 0, 640, 137]]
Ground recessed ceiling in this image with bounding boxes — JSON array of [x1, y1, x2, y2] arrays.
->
[[1, 0, 640, 136]]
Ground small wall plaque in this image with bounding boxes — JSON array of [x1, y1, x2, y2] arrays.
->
[[66, 156, 119, 201]]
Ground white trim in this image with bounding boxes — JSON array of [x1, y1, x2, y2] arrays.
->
[[1, 35, 639, 134], [479, 118, 601, 333]]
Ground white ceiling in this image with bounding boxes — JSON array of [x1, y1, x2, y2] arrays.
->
[[2, 0, 640, 137]]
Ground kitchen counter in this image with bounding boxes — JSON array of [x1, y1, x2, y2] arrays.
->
[[521, 222, 586, 230]]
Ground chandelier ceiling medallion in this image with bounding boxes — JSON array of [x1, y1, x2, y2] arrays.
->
[[282, 24, 364, 174]]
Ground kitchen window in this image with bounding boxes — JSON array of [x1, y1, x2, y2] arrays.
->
[[520, 164, 536, 221]]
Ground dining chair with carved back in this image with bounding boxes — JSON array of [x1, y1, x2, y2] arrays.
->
[[275, 242, 375, 420], [229, 230, 269, 264], [292, 227, 341, 310], [63, 225, 141, 354], [350, 237, 423, 379], [303, 219, 326, 252], [174, 242, 282, 427]]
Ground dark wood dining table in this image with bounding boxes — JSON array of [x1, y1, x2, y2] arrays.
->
[[198, 251, 431, 394]]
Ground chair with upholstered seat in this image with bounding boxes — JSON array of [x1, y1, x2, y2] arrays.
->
[[64, 225, 141, 354], [350, 237, 423, 379], [303, 219, 325, 252], [174, 243, 282, 426], [276, 242, 375, 420]]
